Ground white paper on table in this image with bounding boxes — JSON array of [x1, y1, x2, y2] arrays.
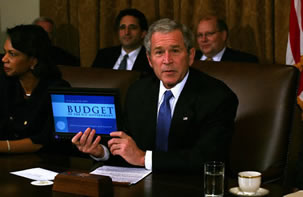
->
[[90, 165, 151, 185], [284, 191, 303, 197], [10, 167, 58, 181]]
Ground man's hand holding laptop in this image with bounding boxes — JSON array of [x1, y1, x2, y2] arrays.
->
[[72, 128, 145, 166], [72, 128, 105, 158]]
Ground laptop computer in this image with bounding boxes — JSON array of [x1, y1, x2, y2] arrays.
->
[[49, 87, 122, 140]]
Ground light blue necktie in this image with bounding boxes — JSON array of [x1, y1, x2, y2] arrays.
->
[[156, 90, 173, 151]]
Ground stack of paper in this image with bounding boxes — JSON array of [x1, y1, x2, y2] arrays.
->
[[90, 165, 151, 185], [10, 167, 58, 181]]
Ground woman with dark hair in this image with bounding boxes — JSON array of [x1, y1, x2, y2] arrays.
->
[[0, 24, 70, 153]]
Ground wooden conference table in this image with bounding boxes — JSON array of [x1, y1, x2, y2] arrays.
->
[[0, 152, 288, 197]]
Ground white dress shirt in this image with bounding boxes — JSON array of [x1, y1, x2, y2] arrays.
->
[[90, 144, 110, 161], [201, 47, 226, 62], [144, 70, 189, 170], [112, 46, 142, 70]]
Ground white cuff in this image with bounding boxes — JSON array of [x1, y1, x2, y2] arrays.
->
[[144, 150, 152, 170], [90, 144, 110, 161]]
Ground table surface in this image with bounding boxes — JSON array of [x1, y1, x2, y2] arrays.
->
[[0, 152, 288, 197]]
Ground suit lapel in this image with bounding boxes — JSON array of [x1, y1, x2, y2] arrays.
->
[[146, 79, 159, 147], [135, 77, 159, 150], [133, 47, 149, 70], [111, 46, 123, 66], [221, 47, 232, 61], [170, 70, 197, 136]]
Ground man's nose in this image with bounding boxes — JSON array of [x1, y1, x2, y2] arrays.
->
[[200, 34, 208, 42], [163, 51, 172, 63], [124, 27, 130, 34]]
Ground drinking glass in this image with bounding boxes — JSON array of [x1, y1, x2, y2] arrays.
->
[[204, 161, 224, 197]]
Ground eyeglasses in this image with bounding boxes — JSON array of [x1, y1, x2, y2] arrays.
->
[[196, 31, 218, 39]]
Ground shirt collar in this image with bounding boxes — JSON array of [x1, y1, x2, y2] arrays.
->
[[158, 70, 189, 103], [121, 46, 142, 60], [201, 47, 226, 61]]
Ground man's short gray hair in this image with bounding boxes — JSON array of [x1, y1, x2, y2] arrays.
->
[[33, 16, 55, 26], [144, 18, 194, 55]]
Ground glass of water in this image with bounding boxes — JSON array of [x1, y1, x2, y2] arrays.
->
[[204, 161, 224, 197]]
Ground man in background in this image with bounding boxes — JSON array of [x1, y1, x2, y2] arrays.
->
[[195, 15, 259, 63], [33, 17, 80, 66], [92, 8, 152, 74]]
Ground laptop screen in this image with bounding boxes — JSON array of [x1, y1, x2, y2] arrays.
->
[[49, 88, 121, 139]]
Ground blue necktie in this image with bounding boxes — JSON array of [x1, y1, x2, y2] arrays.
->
[[156, 90, 173, 151], [118, 54, 128, 70]]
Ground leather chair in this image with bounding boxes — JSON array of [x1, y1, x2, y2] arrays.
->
[[58, 65, 141, 109], [192, 61, 300, 184], [58, 62, 301, 187]]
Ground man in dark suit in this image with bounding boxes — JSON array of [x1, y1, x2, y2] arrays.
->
[[33, 17, 80, 66], [195, 15, 259, 63], [92, 8, 152, 73], [72, 18, 238, 172]]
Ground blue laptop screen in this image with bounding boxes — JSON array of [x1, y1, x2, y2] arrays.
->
[[51, 92, 119, 138]]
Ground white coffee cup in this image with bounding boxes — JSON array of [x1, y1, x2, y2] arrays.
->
[[238, 171, 261, 195]]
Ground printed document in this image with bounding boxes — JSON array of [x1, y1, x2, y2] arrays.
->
[[10, 167, 58, 181], [90, 165, 151, 185]]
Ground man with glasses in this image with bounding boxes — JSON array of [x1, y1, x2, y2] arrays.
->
[[92, 8, 152, 74], [195, 15, 259, 63]]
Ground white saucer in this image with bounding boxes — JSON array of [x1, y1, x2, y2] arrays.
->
[[229, 187, 269, 196], [31, 180, 53, 186]]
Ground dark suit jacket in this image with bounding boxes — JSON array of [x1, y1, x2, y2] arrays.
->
[[92, 45, 152, 73], [123, 68, 238, 172], [51, 46, 80, 66], [195, 47, 259, 63]]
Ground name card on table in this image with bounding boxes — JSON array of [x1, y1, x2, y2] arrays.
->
[[52, 171, 113, 197]]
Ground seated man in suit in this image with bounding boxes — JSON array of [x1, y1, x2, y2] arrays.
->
[[33, 16, 80, 66], [195, 15, 259, 63], [72, 18, 238, 172], [92, 8, 152, 73]]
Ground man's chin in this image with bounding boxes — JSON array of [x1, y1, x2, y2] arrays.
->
[[122, 44, 139, 50], [161, 77, 178, 89], [201, 47, 212, 54], [163, 82, 177, 89]]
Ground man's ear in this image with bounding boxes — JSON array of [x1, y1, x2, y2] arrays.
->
[[188, 48, 196, 67], [146, 52, 153, 68], [222, 30, 228, 43], [141, 30, 147, 40]]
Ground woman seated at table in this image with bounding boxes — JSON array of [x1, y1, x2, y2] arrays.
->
[[0, 24, 70, 153]]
